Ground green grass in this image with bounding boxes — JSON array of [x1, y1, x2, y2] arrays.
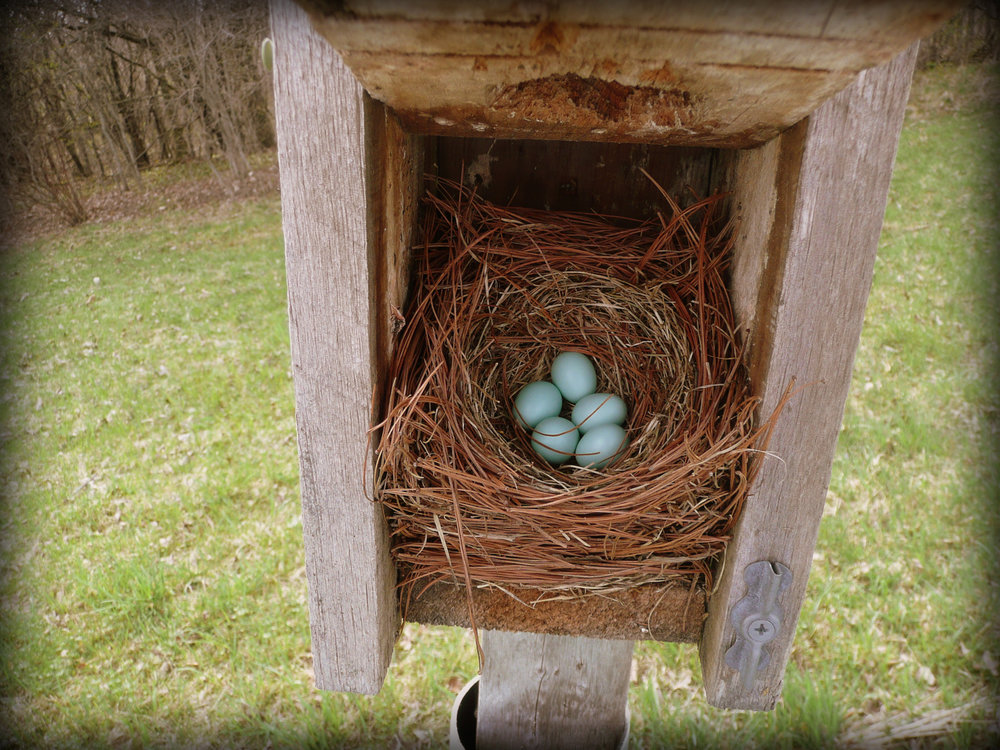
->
[[629, 62, 1000, 749], [0, 198, 477, 747], [2, 63, 997, 748]]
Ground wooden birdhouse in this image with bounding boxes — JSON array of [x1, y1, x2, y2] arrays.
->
[[268, 0, 960, 743]]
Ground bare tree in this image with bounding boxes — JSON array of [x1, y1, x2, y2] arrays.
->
[[919, 1, 1000, 66], [1, 0, 274, 224]]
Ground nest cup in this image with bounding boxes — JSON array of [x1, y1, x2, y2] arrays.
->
[[481, 270, 695, 476], [375, 179, 781, 605]]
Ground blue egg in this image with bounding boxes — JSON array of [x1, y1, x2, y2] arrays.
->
[[575, 423, 629, 469], [550, 351, 597, 402], [571, 393, 627, 434], [530, 416, 580, 466], [513, 381, 563, 429]]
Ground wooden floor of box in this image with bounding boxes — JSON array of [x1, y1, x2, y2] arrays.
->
[[404, 581, 705, 642]]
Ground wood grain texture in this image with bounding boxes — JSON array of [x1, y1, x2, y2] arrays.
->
[[477, 631, 633, 750], [300, 18, 898, 61], [337, 51, 853, 147], [366, 102, 421, 415], [303, 0, 956, 38], [405, 581, 705, 643], [270, 0, 397, 694], [699, 43, 920, 710], [720, 121, 802, 347], [298, 0, 957, 146], [430, 136, 717, 216]]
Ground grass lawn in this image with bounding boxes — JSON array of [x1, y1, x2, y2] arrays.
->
[[1, 63, 997, 748]]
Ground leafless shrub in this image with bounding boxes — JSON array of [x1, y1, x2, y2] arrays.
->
[[0, 0, 274, 224]]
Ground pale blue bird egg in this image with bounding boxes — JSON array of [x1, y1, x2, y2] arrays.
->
[[550, 351, 597, 402], [513, 381, 563, 429], [571, 393, 627, 434], [531, 416, 579, 466], [575, 423, 629, 469]]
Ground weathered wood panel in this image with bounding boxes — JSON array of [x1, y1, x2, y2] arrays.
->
[[270, 0, 399, 694], [699, 42, 920, 710], [430, 137, 717, 216], [297, 18, 901, 62], [323, 52, 857, 147], [477, 631, 633, 750], [719, 119, 810, 389], [366, 103, 422, 411], [298, 0, 956, 146], [302, 0, 955, 38], [406, 581, 705, 643]]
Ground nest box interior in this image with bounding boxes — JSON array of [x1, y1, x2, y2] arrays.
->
[[380, 134, 735, 642]]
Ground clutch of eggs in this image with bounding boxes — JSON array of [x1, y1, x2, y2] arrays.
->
[[513, 352, 629, 469]]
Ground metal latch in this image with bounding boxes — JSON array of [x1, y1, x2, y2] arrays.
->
[[724, 560, 792, 689]]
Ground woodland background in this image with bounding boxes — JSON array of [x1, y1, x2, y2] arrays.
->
[[1, 0, 274, 231], [1, 0, 998, 234]]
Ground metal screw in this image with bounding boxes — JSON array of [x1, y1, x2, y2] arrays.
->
[[744, 617, 778, 644]]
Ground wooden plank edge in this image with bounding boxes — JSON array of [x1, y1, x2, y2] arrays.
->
[[698, 42, 920, 711], [405, 580, 706, 643], [477, 631, 633, 749], [270, 0, 398, 695]]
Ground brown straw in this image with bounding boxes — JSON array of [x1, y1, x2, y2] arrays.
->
[[374, 177, 787, 616]]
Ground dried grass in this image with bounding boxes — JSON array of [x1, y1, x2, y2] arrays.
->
[[839, 695, 997, 748], [374, 178, 787, 612]]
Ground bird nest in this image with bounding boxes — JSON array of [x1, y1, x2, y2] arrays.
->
[[374, 179, 785, 610]]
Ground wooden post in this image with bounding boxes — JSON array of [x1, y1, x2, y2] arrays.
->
[[270, 0, 415, 694], [477, 631, 633, 750], [699, 42, 920, 710]]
